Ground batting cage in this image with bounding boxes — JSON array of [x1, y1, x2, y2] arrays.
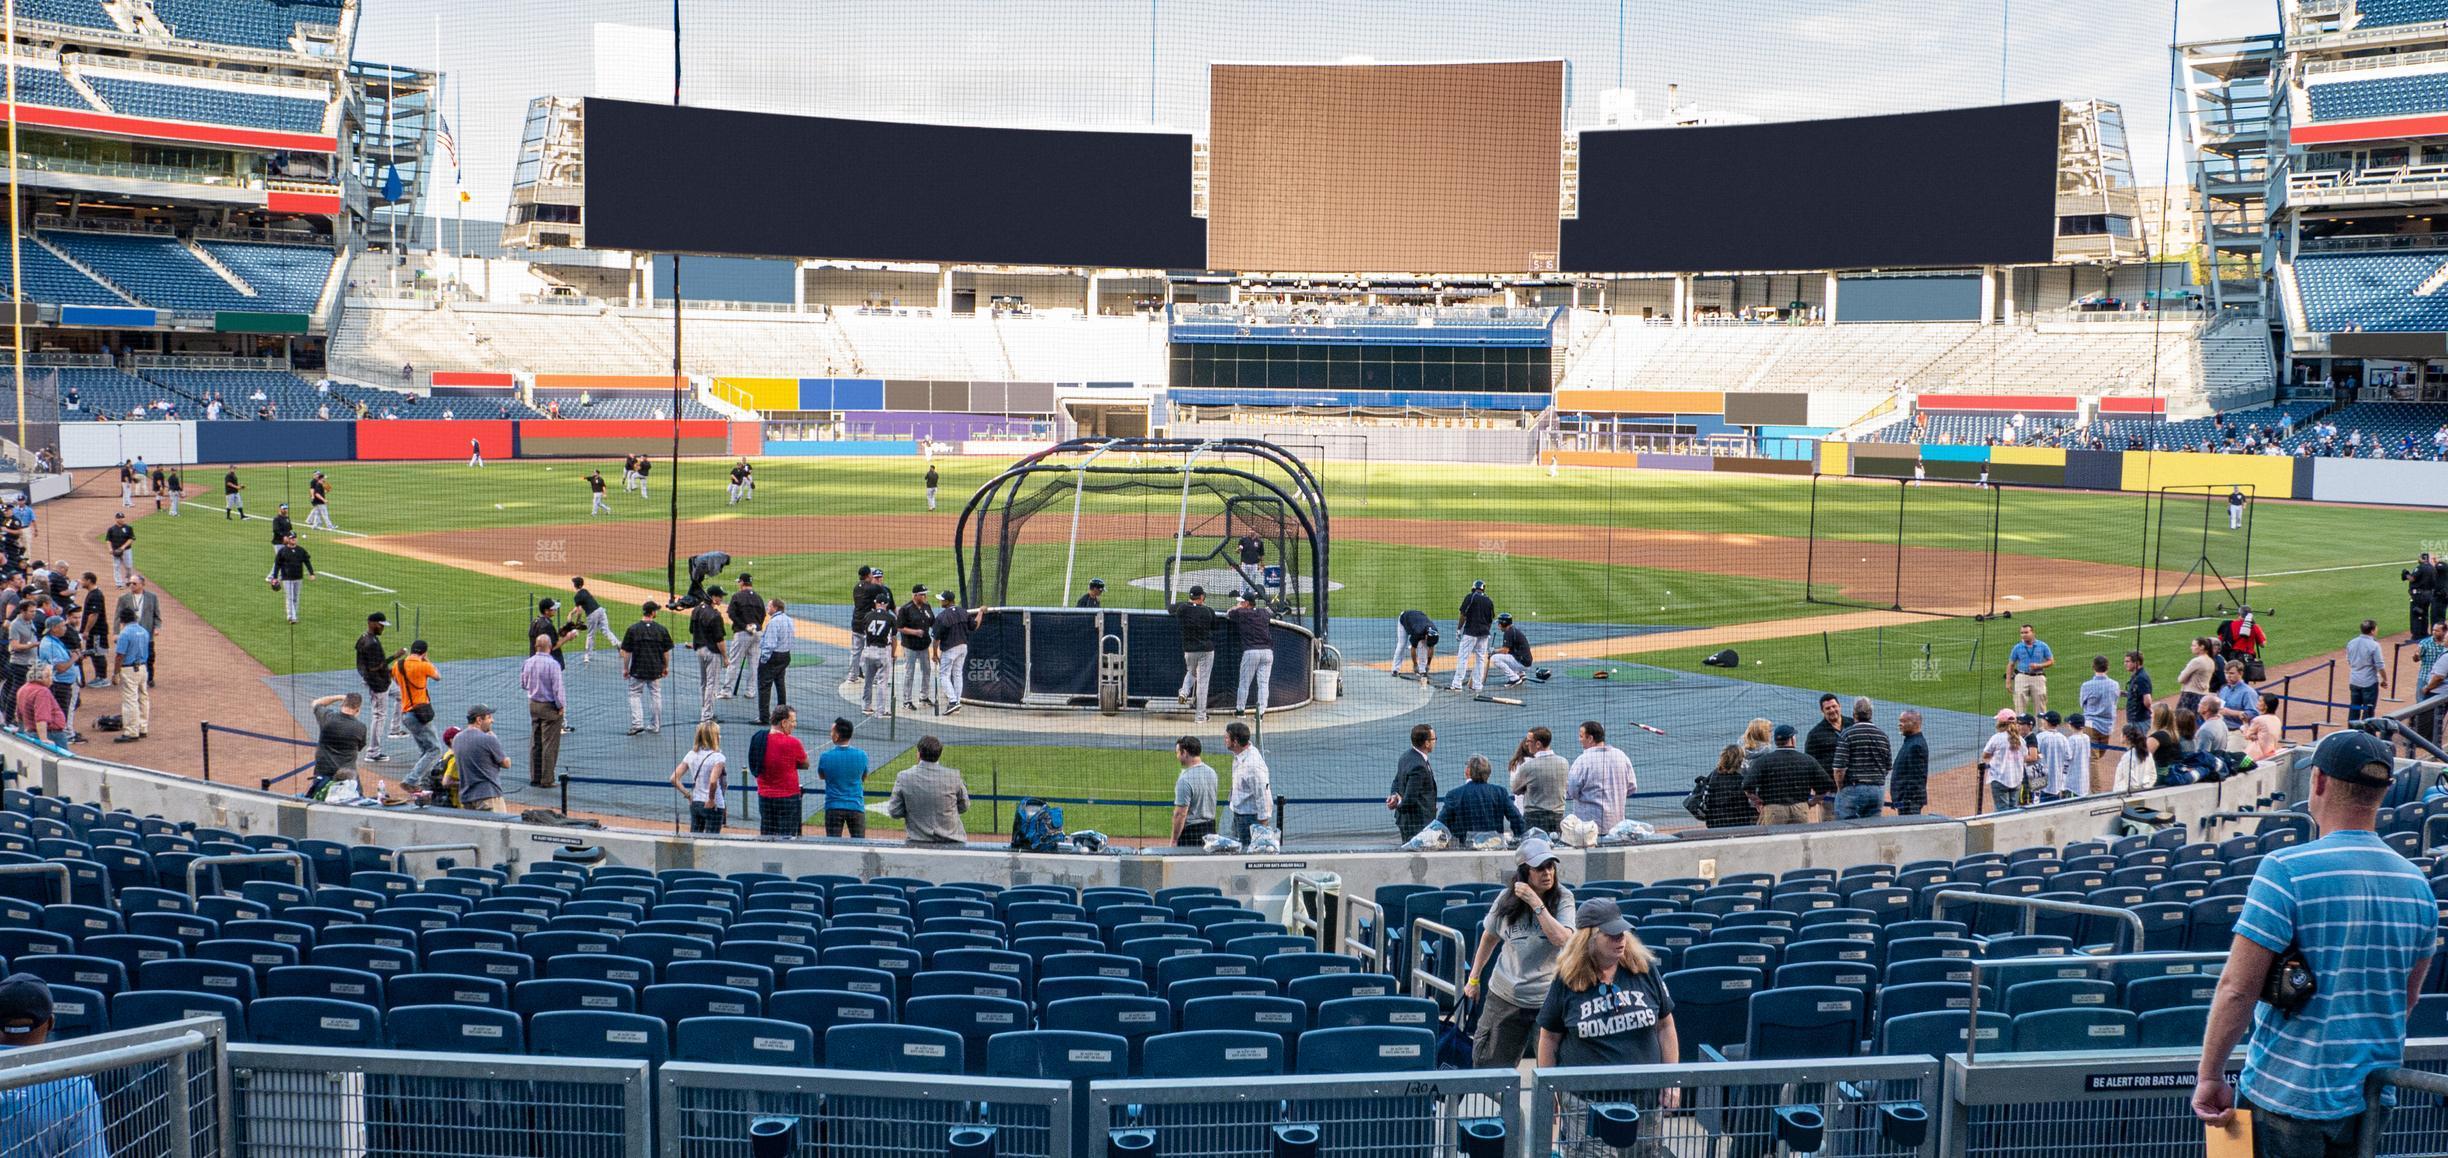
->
[[1802, 473, 2004, 619], [953, 436, 1330, 712], [2148, 483, 2256, 624]]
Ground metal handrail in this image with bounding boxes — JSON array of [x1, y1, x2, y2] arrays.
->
[[1286, 875, 1329, 952], [0, 859, 72, 903], [1341, 895, 1384, 971], [184, 851, 305, 898], [390, 843, 477, 876], [1410, 917, 1466, 1003], [1931, 891, 2146, 952], [2359, 1066, 2448, 1156], [0, 1029, 205, 1095]]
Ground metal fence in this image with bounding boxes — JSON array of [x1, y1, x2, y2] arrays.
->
[[1090, 1070, 1522, 1158], [0, 1017, 229, 1158], [658, 1063, 1070, 1158], [227, 1043, 651, 1158], [1532, 1056, 1942, 1157]]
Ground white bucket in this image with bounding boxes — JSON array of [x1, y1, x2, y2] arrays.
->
[[1313, 670, 1340, 703]]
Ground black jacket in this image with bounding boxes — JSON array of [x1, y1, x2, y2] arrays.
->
[[897, 601, 936, 648], [270, 544, 313, 581], [269, 513, 292, 543], [355, 631, 393, 691], [1390, 748, 1437, 814], [1743, 746, 1832, 806], [621, 619, 674, 679], [689, 602, 726, 650], [1804, 719, 1844, 777], [727, 588, 766, 631], [1173, 600, 1218, 652]]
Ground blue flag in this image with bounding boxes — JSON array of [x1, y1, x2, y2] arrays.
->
[[381, 165, 404, 203]]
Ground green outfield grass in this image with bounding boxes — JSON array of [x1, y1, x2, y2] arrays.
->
[[123, 457, 2433, 705], [866, 742, 1192, 841]]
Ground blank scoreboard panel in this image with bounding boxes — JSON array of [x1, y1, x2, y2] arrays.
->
[[582, 98, 1207, 269], [1206, 60, 1565, 274], [1562, 102, 2063, 274]]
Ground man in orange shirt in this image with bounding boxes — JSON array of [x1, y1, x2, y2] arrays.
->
[[390, 640, 443, 794]]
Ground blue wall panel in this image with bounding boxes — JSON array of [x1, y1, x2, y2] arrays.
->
[[1835, 274, 1982, 322], [833, 379, 885, 410], [649, 254, 797, 304], [762, 440, 919, 457], [796, 379, 833, 410], [1917, 444, 1991, 463], [197, 420, 353, 464]]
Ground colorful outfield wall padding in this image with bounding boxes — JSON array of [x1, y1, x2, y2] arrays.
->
[[514, 418, 732, 458], [355, 420, 515, 462]]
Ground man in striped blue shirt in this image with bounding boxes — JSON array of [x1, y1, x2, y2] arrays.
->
[[2194, 730, 2436, 1155]]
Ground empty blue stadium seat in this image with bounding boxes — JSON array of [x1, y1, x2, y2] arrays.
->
[[674, 1015, 814, 1066], [1144, 1029, 1287, 1078], [1314, 995, 1439, 1031], [2010, 1007, 2139, 1052], [909, 969, 1024, 1004], [154, 0, 342, 51], [19, 953, 127, 997], [1036, 976, 1150, 1004], [514, 978, 636, 1018], [2360, 0, 2448, 28], [905, 993, 1032, 1073], [985, 1029, 1131, 1080], [138, 958, 258, 1004], [769, 989, 894, 1063], [640, 981, 761, 1027], [112, 989, 247, 1040], [387, 973, 507, 1010], [1877, 1009, 2009, 1058], [1284, 972, 1398, 1013], [664, 958, 775, 998], [823, 1023, 965, 1075], [1662, 967, 1762, 1062], [1735, 986, 1863, 1061], [546, 953, 657, 992], [530, 1010, 668, 1065], [43, 982, 108, 1038], [2139, 1005, 2211, 1049], [1294, 1025, 1435, 1074], [249, 997, 380, 1048]]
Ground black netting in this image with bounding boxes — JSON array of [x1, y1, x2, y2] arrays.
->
[[2149, 484, 2255, 623]]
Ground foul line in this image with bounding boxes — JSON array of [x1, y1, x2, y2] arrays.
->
[[2254, 560, 2407, 579], [316, 570, 397, 594], [230, 508, 367, 538], [2082, 615, 2223, 638]]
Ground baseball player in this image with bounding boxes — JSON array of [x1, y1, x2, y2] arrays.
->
[[1077, 578, 1106, 608], [852, 592, 895, 716], [104, 513, 135, 588], [848, 565, 891, 682], [1229, 590, 1276, 717], [117, 460, 134, 507], [1173, 585, 1219, 721], [727, 459, 753, 505], [266, 533, 314, 624], [587, 469, 610, 516], [633, 455, 651, 500], [924, 464, 939, 511], [468, 438, 484, 468], [934, 589, 978, 715], [1392, 608, 1439, 680], [268, 503, 292, 544], [621, 453, 641, 493], [688, 584, 727, 724], [1235, 531, 1267, 595], [223, 466, 243, 519], [1487, 612, 1541, 687], [723, 574, 766, 695], [1450, 580, 1496, 692], [571, 577, 620, 661], [2228, 488, 2245, 531], [896, 585, 938, 712], [304, 471, 335, 530]]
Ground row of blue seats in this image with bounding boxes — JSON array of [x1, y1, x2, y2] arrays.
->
[[82, 74, 329, 134]]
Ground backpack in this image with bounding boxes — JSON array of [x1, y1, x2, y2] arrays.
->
[[1011, 798, 1066, 852], [1682, 776, 1712, 823], [430, 750, 462, 809]]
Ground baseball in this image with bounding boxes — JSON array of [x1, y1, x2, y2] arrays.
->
[[494, 503, 504, 509]]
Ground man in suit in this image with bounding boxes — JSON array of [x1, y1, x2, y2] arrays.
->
[[1387, 723, 1440, 841], [114, 577, 162, 689]]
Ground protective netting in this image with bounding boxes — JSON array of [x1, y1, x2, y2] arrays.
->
[[2149, 484, 2255, 623], [1804, 474, 2002, 618]]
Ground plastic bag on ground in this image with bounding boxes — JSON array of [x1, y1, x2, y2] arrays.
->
[[1400, 820, 1453, 851], [1605, 818, 1657, 843], [1467, 829, 1508, 851], [1202, 833, 1244, 854], [1246, 824, 1281, 853], [1557, 814, 1599, 848]]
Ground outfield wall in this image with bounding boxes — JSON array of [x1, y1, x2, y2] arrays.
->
[[58, 419, 763, 466], [1558, 439, 2448, 507]]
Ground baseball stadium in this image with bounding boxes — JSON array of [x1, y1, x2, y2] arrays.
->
[[5, 2, 2448, 1156]]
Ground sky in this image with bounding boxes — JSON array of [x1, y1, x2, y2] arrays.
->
[[356, 0, 2284, 224]]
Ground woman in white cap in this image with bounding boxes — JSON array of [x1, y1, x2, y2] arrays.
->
[[1462, 837, 1576, 1068], [1536, 898, 1680, 1107]]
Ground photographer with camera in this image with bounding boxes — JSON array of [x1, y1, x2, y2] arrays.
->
[[2408, 553, 2444, 639]]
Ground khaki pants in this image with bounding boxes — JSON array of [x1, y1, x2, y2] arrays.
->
[[1757, 802, 1810, 826], [2013, 673, 2048, 716], [118, 666, 149, 736]]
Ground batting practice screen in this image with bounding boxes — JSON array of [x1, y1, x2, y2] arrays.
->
[[1205, 60, 1565, 274], [1562, 102, 2063, 273], [581, 98, 1207, 269]]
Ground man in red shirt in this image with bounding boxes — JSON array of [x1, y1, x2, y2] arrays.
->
[[754, 704, 810, 836], [2219, 606, 2268, 681]]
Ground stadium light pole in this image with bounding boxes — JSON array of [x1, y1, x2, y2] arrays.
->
[[6, 0, 24, 452]]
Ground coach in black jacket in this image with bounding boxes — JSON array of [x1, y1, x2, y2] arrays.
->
[[1388, 723, 1440, 841]]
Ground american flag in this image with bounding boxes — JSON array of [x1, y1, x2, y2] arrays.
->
[[436, 115, 460, 181]]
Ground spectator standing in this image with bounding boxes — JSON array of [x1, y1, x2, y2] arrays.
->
[[2, 601, 35, 714], [619, 601, 674, 735], [107, 606, 147, 743], [688, 586, 727, 725], [1228, 591, 1276, 717], [757, 598, 796, 725], [1565, 721, 1638, 829], [392, 641, 441, 791], [2033, 711, 2075, 801], [1828, 697, 1893, 819], [2347, 619, 2385, 724], [1889, 710, 1930, 815], [1224, 720, 1272, 844], [36, 626, 75, 744], [113, 577, 160, 690], [2110, 724, 2157, 792], [2123, 650, 2155, 732], [1388, 723, 1439, 841], [1170, 735, 1218, 846], [1803, 694, 1845, 784], [2217, 661, 2260, 730], [452, 705, 511, 813], [76, 576, 105, 688], [306, 692, 368, 799], [2193, 731, 2436, 1151], [670, 722, 729, 834], [2221, 606, 2268, 682], [1534, 900, 1680, 1108], [2177, 637, 2218, 715], [2061, 714, 2096, 797], [2079, 655, 2119, 780], [1172, 585, 1218, 721], [752, 705, 810, 836], [885, 734, 970, 845], [817, 717, 870, 838], [1436, 754, 1528, 840], [2006, 624, 2055, 715], [520, 635, 564, 788], [0, 973, 108, 1157], [1508, 726, 1570, 832], [1739, 717, 1774, 761], [1980, 709, 2027, 812], [1742, 725, 1828, 825], [1697, 745, 1758, 828], [1463, 839, 1575, 1068]]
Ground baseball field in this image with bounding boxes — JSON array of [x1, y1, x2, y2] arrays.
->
[[108, 452, 2439, 841]]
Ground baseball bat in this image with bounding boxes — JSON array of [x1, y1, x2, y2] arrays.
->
[[1473, 695, 1524, 706]]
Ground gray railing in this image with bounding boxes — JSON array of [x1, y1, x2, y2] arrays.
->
[[1533, 1056, 1941, 1156], [183, 851, 305, 898], [0, 1018, 230, 1158], [231, 1042, 651, 1156], [1410, 917, 1467, 1003], [0, 857, 73, 903], [1340, 894, 1386, 971], [2361, 1064, 2448, 1157], [1944, 1046, 2249, 1156], [1092, 1069, 1521, 1157], [660, 1062, 1069, 1157], [390, 842, 477, 875]]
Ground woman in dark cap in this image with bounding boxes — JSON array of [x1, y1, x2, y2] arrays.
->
[[1536, 898, 1680, 1107]]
